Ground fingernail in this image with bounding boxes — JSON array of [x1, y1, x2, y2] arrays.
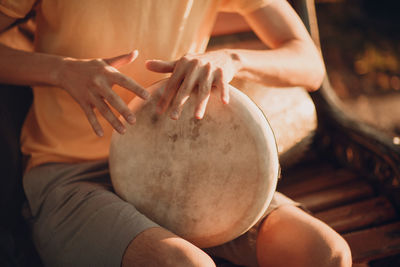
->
[[223, 96, 230, 104], [118, 126, 126, 134], [96, 130, 104, 137], [171, 110, 179, 120], [132, 50, 139, 59], [127, 114, 136, 124], [195, 113, 203, 120], [143, 91, 151, 100]]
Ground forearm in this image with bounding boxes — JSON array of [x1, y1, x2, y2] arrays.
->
[[226, 40, 325, 91], [0, 43, 63, 86], [0, 43, 149, 135]]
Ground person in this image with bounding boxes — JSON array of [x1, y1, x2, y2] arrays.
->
[[0, 0, 352, 266]]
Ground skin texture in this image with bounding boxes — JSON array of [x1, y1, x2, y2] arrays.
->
[[0, 1, 348, 266], [145, 50, 237, 120], [57, 51, 150, 136], [256, 205, 352, 267], [0, 42, 149, 136], [122, 206, 352, 267], [122, 227, 216, 267]]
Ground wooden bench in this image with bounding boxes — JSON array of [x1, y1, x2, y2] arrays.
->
[[281, 157, 400, 264]]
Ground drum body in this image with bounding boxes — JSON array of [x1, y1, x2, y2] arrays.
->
[[109, 80, 279, 248], [231, 79, 317, 167]]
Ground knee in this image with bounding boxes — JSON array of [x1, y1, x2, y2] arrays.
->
[[256, 205, 352, 267], [288, 232, 352, 267], [302, 229, 351, 267], [163, 244, 216, 267], [327, 236, 352, 267], [123, 227, 215, 267]]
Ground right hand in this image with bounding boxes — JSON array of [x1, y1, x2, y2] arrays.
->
[[57, 50, 149, 136]]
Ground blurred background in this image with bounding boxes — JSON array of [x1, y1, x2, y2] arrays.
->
[[211, 0, 400, 140], [317, 0, 400, 138]]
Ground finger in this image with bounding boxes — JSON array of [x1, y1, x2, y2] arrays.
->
[[104, 50, 138, 69], [81, 104, 104, 137], [102, 89, 136, 125], [91, 94, 126, 134], [170, 71, 198, 120], [214, 69, 230, 104], [111, 72, 150, 100], [194, 78, 212, 120], [157, 63, 186, 114], [145, 59, 176, 73]]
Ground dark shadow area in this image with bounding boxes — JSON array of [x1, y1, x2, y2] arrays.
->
[[317, 0, 400, 137]]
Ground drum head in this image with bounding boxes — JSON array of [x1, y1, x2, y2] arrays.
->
[[109, 80, 279, 248]]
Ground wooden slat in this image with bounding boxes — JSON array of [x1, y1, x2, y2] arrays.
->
[[215, 258, 236, 267], [344, 222, 400, 263], [352, 264, 370, 267], [279, 169, 358, 198], [280, 161, 336, 183], [315, 196, 398, 233], [294, 180, 374, 212]]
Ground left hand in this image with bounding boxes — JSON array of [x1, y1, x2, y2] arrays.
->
[[145, 50, 240, 120]]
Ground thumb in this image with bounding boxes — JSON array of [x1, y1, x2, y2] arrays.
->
[[145, 59, 175, 73], [104, 50, 139, 68]]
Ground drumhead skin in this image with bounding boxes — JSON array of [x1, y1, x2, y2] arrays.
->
[[109, 80, 279, 248]]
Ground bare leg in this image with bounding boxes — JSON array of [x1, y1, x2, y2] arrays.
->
[[256, 205, 352, 267], [122, 227, 216, 267]]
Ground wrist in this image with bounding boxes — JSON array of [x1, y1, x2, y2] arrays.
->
[[223, 49, 243, 73], [50, 56, 73, 88]]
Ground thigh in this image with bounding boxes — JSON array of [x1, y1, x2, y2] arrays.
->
[[123, 227, 215, 267], [204, 192, 299, 267], [256, 205, 352, 267], [23, 160, 159, 267]]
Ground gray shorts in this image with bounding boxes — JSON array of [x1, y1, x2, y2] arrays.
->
[[23, 160, 298, 267]]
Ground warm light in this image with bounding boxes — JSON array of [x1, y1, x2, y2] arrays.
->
[[390, 76, 400, 90], [393, 137, 400, 145], [354, 60, 368, 75]]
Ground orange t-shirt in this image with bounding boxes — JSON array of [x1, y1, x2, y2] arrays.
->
[[0, 0, 272, 171]]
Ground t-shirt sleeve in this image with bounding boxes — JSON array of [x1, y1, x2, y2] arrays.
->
[[219, 0, 275, 15], [0, 0, 37, 18]]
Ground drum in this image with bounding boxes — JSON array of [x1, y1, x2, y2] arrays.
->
[[231, 78, 317, 167], [109, 79, 279, 248]]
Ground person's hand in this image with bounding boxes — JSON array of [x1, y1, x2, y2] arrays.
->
[[146, 50, 240, 120], [57, 50, 149, 136]]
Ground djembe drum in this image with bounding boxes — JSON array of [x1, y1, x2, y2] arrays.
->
[[109, 79, 279, 248]]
